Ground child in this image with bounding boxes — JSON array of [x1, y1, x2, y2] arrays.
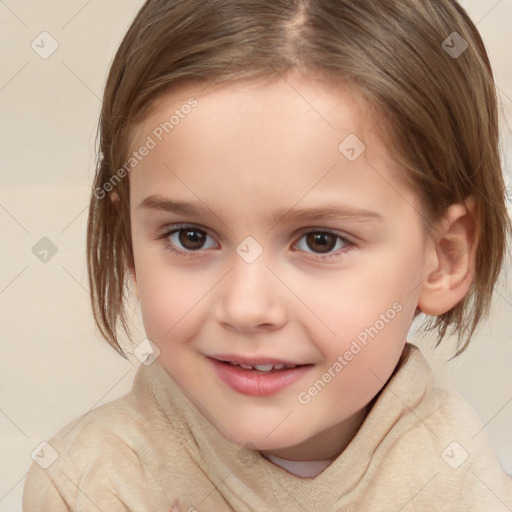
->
[[23, 0, 512, 510]]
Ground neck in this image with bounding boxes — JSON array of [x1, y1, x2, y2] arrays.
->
[[261, 404, 369, 463], [262, 452, 335, 478]]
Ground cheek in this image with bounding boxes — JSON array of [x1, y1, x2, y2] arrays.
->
[[312, 238, 424, 366], [137, 276, 204, 379], [133, 244, 207, 349], [321, 255, 419, 334], [139, 277, 198, 334]]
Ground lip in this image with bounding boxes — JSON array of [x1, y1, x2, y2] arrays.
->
[[209, 357, 313, 397], [210, 354, 306, 366]]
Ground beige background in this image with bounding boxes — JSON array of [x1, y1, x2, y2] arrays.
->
[[0, 0, 511, 509]]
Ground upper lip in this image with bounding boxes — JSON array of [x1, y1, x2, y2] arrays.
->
[[210, 354, 309, 366]]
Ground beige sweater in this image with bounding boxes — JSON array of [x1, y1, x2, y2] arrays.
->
[[23, 343, 512, 511]]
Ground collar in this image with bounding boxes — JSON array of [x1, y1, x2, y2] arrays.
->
[[140, 343, 433, 508]]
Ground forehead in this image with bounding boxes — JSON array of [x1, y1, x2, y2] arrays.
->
[[131, 74, 372, 149], [127, 73, 418, 222]]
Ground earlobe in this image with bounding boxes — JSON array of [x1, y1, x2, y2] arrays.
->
[[418, 199, 477, 316], [109, 191, 120, 203]]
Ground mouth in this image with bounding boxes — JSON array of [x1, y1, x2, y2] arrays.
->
[[208, 355, 314, 396], [216, 359, 303, 372]]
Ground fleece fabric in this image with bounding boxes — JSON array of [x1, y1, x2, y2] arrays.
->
[[22, 343, 512, 511]]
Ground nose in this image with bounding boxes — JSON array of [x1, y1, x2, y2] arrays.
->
[[214, 251, 289, 333]]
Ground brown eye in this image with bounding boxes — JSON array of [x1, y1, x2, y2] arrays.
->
[[161, 225, 218, 256], [304, 232, 337, 253], [177, 229, 207, 250], [294, 230, 351, 260]]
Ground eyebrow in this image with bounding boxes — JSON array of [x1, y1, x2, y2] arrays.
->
[[139, 194, 383, 224]]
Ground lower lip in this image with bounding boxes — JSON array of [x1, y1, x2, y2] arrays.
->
[[209, 358, 312, 397]]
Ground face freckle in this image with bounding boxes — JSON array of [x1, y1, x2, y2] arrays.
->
[[127, 70, 434, 461]]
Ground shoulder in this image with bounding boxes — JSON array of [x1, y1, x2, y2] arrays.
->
[[400, 348, 500, 461], [383, 346, 512, 508], [23, 363, 180, 509], [360, 344, 512, 509], [49, 365, 161, 460], [391, 345, 499, 459], [392, 344, 494, 440]]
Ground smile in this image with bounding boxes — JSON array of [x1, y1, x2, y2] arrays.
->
[[209, 356, 313, 397], [224, 361, 299, 372]]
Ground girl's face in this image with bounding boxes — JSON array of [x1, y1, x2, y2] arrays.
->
[[128, 72, 436, 460]]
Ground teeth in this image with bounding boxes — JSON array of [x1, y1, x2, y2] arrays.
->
[[253, 364, 274, 372], [224, 361, 299, 371]]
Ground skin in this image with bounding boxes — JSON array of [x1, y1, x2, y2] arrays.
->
[[126, 70, 475, 473]]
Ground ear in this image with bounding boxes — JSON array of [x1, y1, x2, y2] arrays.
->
[[109, 191, 120, 203], [417, 198, 477, 316]]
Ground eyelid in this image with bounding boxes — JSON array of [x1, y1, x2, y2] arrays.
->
[[160, 222, 218, 240], [299, 226, 352, 240]]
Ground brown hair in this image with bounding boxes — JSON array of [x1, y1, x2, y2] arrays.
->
[[87, 0, 510, 358]]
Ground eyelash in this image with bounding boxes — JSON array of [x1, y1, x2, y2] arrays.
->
[[157, 224, 355, 262]]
